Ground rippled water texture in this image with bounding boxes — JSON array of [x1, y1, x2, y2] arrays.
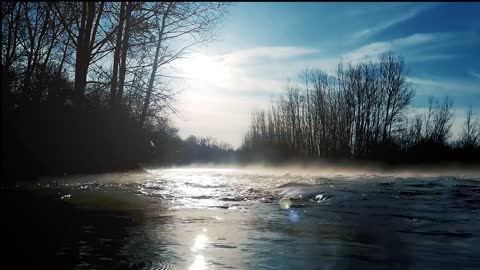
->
[[13, 166, 480, 269]]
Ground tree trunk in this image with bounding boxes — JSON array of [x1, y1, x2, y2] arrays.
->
[[116, 2, 132, 109], [110, 1, 125, 108], [73, 2, 97, 108], [140, 3, 172, 127]]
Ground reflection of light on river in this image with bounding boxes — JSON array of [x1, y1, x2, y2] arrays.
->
[[189, 255, 207, 270], [279, 197, 301, 223], [191, 233, 209, 252], [288, 209, 301, 223], [190, 228, 209, 269], [279, 197, 292, 209]]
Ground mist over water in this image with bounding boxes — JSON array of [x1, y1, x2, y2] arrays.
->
[[19, 165, 480, 269]]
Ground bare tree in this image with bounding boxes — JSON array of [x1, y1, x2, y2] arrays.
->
[[460, 105, 480, 148], [242, 52, 417, 161], [139, 2, 229, 127], [379, 52, 415, 143], [424, 96, 454, 144], [1, 2, 25, 74], [52, 2, 117, 107]]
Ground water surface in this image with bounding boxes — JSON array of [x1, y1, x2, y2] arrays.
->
[[7, 167, 480, 269]]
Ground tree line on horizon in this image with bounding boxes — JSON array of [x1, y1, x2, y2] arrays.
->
[[1, 2, 230, 182], [150, 131, 236, 165], [240, 53, 480, 164]]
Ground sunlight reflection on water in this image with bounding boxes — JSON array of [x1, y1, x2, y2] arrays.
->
[[191, 233, 208, 252], [189, 254, 207, 270], [37, 167, 480, 269], [189, 227, 210, 269]]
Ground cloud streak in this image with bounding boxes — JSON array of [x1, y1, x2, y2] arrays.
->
[[343, 32, 456, 63], [469, 70, 480, 80], [222, 46, 320, 66], [352, 4, 434, 40], [407, 76, 480, 96]]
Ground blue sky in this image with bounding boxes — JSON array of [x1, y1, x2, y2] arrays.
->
[[169, 2, 480, 147]]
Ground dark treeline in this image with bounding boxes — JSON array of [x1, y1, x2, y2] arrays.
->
[[150, 128, 236, 165], [240, 53, 480, 165], [1, 2, 230, 183]]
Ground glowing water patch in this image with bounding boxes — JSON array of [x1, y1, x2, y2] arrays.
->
[[288, 209, 301, 223], [279, 197, 292, 209], [191, 234, 209, 252], [189, 254, 207, 270]]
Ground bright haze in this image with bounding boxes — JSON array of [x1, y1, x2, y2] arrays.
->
[[167, 2, 480, 148]]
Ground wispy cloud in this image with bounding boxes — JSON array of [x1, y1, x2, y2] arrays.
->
[[394, 33, 436, 46], [412, 54, 456, 62], [169, 46, 318, 101], [220, 46, 327, 92], [469, 70, 480, 80], [343, 33, 455, 63], [222, 46, 320, 66], [352, 4, 434, 40], [407, 76, 480, 96], [343, 42, 391, 63], [344, 3, 411, 18]]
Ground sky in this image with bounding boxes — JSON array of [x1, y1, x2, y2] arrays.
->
[[167, 2, 480, 148]]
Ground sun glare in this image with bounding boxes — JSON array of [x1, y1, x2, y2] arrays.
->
[[180, 53, 231, 87]]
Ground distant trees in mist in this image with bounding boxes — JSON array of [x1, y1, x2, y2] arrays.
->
[[1, 2, 230, 182], [152, 134, 236, 165], [241, 53, 480, 164]]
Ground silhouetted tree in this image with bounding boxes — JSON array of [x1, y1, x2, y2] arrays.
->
[[459, 105, 480, 149], [1, 1, 231, 183], [241, 52, 479, 165], [139, 2, 229, 127]]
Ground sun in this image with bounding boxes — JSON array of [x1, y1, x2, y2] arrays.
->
[[179, 53, 231, 87]]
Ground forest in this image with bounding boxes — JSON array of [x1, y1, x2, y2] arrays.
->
[[240, 53, 480, 165], [1, 2, 232, 183]]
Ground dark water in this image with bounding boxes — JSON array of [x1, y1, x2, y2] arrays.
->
[[4, 167, 480, 269]]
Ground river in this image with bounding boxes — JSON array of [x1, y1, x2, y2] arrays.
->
[[4, 166, 480, 269]]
